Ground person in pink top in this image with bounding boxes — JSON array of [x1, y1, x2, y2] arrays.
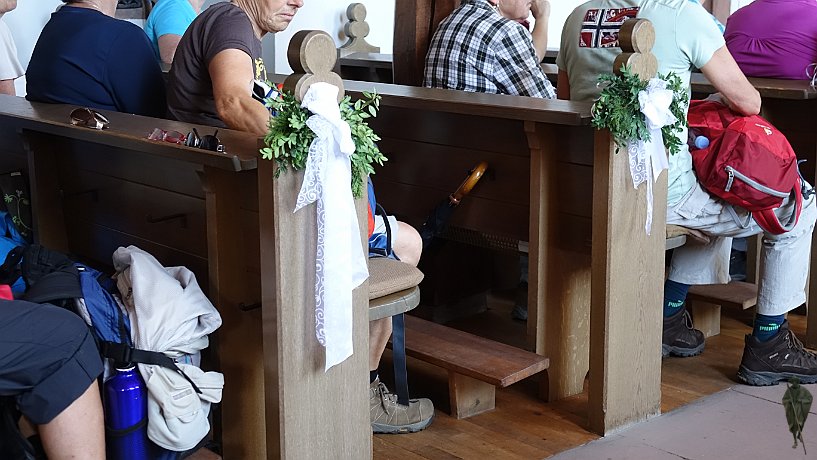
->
[[725, 0, 817, 80]]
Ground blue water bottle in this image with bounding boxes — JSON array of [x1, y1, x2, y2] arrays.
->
[[693, 135, 710, 149], [104, 364, 150, 460], [688, 128, 710, 150]]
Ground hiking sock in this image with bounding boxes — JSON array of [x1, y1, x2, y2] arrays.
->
[[664, 279, 690, 318], [370, 370, 379, 384], [752, 313, 785, 342]]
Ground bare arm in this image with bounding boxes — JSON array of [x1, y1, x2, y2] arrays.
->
[[529, 0, 550, 62], [557, 69, 571, 100], [209, 48, 271, 135], [157, 33, 183, 65], [699, 46, 760, 115], [0, 79, 15, 96]]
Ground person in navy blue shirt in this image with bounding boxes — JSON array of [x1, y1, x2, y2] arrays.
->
[[26, 0, 166, 118]]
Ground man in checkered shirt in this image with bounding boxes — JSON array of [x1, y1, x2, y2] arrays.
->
[[424, 0, 556, 98]]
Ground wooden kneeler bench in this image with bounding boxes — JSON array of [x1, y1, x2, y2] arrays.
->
[[664, 225, 758, 338], [402, 316, 549, 419], [688, 281, 758, 337], [370, 259, 549, 419]]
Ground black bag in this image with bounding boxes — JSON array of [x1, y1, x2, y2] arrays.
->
[[0, 398, 44, 460]]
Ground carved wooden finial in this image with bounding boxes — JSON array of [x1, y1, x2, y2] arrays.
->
[[284, 30, 345, 102], [613, 19, 658, 81], [338, 3, 380, 57]]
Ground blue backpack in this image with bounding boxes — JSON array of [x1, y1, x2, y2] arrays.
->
[[75, 263, 133, 350], [0, 211, 30, 294]]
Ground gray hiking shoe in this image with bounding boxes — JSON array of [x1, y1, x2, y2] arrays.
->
[[737, 321, 817, 386], [370, 379, 434, 434]]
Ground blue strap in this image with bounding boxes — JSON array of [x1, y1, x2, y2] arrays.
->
[[391, 313, 410, 406]]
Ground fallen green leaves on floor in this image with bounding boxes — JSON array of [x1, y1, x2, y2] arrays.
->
[[783, 378, 812, 454]]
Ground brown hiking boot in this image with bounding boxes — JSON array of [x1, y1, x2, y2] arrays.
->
[[370, 379, 434, 434], [737, 321, 817, 386], [662, 307, 705, 358]]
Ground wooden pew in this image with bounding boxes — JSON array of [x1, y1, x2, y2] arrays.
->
[[0, 92, 371, 459], [338, 52, 394, 83], [543, 64, 817, 344], [323, 74, 665, 434], [2, 46, 665, 445]]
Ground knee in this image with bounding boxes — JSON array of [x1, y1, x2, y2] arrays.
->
[[393, 222, 422, 267], [800, 194, 817, 226]]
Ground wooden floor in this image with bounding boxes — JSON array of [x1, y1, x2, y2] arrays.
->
[[373, 290, 799, 460]]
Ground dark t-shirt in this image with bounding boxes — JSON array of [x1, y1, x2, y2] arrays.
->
[[26, 6, 166, 117], [166, 2, 263, 127]]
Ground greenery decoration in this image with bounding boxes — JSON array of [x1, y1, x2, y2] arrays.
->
[[591, 66, 688, 156], [260, 89, 387, 198]]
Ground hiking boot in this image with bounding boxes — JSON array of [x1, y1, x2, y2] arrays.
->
[[370, 379, 434, 434], [662, 307, 705, 358], [737, 321, 817, 386]]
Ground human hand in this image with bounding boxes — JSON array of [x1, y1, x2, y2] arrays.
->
[[531, 0, 551, 21]]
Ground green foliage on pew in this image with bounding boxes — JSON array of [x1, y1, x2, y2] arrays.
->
[[591, 66, 687, 156], [260, 90, 387, 198]]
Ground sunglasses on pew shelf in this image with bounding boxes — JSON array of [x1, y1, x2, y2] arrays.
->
[[147, 127, 225, 153], [69, 108, 110, 130], [184, 128, 225, 153]]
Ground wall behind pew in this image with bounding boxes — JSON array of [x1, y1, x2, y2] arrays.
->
[[3, 0, 62, 96]]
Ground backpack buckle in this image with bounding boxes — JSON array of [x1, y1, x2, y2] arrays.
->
[[101, 342, 134, 366], [797, 160, 815, 200]]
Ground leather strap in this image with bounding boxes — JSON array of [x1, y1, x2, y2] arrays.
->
[[391, 313, 410, 406]]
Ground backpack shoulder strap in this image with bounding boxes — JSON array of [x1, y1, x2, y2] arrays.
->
[[753, 187, 802, 235], [100, 342, 203, 394]]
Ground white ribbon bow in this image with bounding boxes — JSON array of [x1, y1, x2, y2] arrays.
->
[[628, 77, 673, 234], [295, 82, 369, 371]]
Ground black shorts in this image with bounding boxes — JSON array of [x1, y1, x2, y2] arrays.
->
[[0, 299, 103, 424]]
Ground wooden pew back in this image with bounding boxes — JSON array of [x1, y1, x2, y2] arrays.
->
[[393, 0, 460, 86], [337, 79, 595, 251]]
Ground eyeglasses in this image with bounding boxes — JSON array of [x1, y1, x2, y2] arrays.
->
[[184, 128, 224, 153], [70, 108, 110, 130], [148, 128, 186, 144], [147, 127, 225, 153], [808, 63, 817, 89]]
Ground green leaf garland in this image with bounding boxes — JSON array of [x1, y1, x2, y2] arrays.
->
[[259, 89, 387, 198], [591, 66, 688, 156]]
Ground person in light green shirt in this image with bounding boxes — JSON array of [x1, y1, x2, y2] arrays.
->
[[558, 0, 817, 387]]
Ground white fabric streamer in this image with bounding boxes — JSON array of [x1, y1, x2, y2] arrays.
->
[[294, 82, 369, 371], [628, 77, 674, 234]]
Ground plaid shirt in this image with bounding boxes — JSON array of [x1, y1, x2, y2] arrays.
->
[[423, 0, 555, 98]]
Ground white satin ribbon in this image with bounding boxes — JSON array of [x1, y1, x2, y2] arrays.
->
[[628, 78, 673, 234], [294, 82, 369, 371]]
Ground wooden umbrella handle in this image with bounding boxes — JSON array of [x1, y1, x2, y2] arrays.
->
[[450, 161, 488, 205]]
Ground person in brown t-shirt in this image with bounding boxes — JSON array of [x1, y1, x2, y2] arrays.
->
[[166, 0, 302, 134], [167, 0, 435, 436]]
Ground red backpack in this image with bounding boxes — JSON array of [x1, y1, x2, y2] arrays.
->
[[687, 99, 805, 234]]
